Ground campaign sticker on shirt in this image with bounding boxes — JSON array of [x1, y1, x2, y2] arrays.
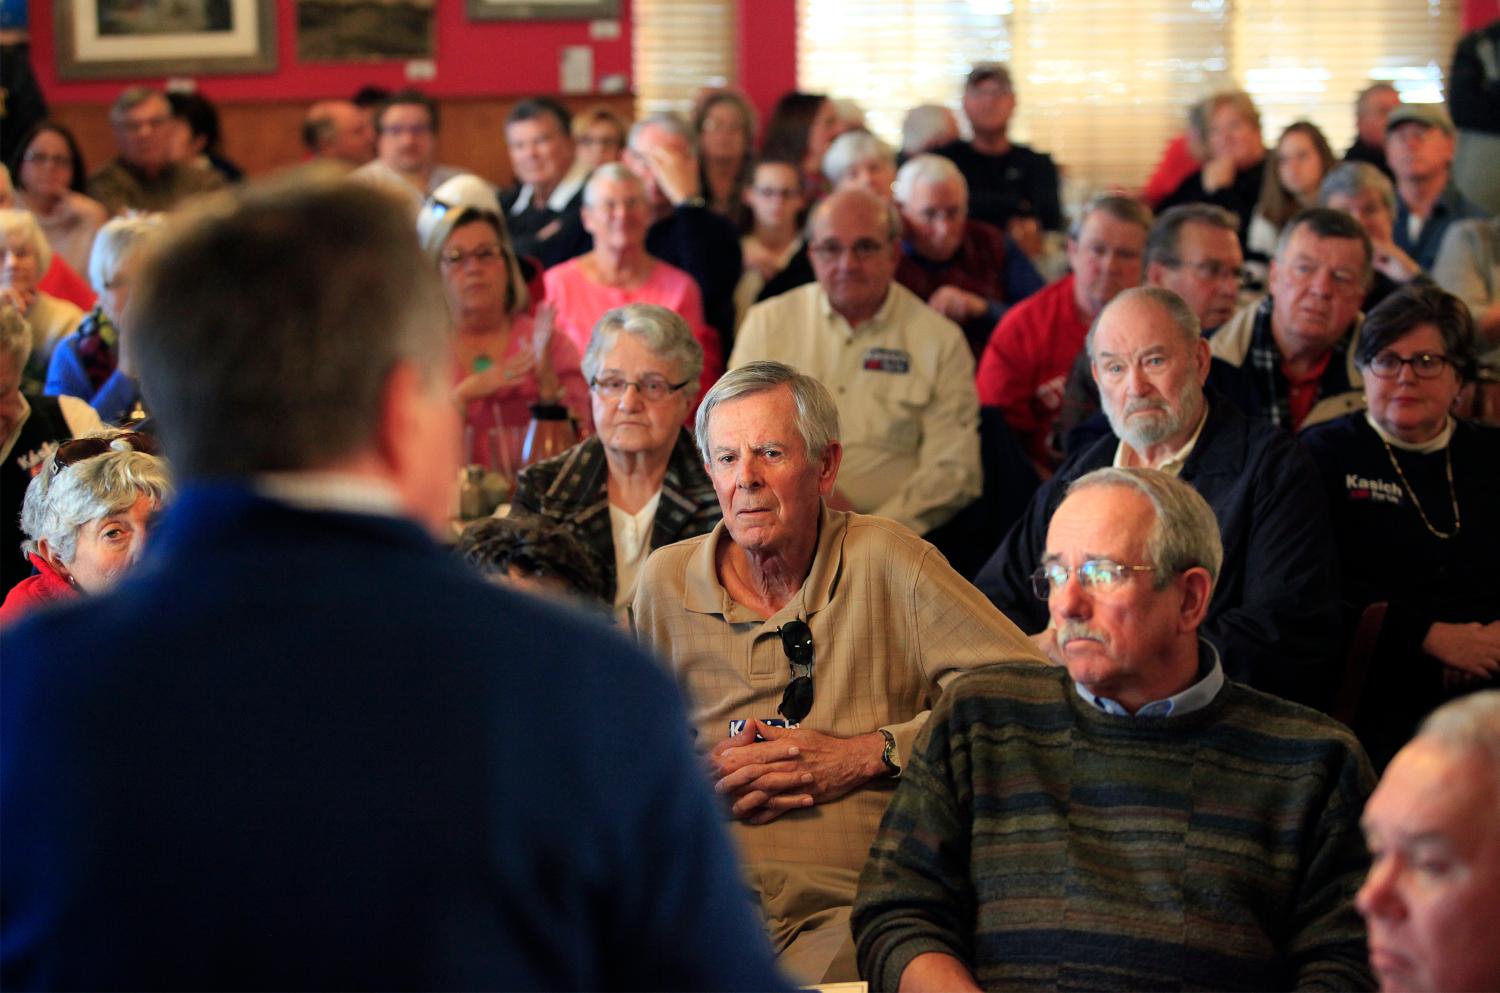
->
[[1344, 473, 1403, 506], [862, 347, 911, 374], [728, 718, 796, 739]]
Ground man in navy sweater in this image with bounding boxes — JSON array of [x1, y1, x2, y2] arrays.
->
[[0, 182, 788, 991]]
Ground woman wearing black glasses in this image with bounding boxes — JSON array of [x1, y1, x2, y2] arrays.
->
[[513, 304, 720, 617], [1302, 284, 1499, 768], [1, 429, 169, 624]]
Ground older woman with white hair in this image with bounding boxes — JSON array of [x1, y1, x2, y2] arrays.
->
[[1, 208, 85, 390], [512, 303, 719, 613], [821, 130, 897, 201], [543, 164, 723, 405], [0, 428, 170, 624], [43, 214, 163, 423]]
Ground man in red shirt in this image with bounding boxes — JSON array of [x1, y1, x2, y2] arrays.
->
[[976, 194, 1150, 467]]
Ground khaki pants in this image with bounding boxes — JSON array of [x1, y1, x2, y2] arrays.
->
[[749, 862, 863, 985]]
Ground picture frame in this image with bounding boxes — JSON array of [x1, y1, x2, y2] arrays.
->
[[54, 0, 277, 81], [465, 0, 618, 23]]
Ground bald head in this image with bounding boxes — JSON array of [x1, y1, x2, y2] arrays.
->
[[807, 188, 901, 324], [304, 100, 375, 165]]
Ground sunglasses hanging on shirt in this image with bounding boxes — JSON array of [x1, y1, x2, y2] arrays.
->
[[777, 619, 815, 724]]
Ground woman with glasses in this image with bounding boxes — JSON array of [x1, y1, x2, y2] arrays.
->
[[44, 215, 162, 424], [0, 429, 170, 624], [1302, 284, 1499, 767], [512, 304, 719, 615], [8, 121, 110, 279], [418, 175, 589, 462], [543, 165, 722, 405]]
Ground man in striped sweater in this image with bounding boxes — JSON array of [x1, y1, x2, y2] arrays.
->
[[853, 467, 1376, 992]]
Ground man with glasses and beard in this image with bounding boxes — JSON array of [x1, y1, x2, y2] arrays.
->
[[975, 287, 1342, 710], [855, 468, 1374, 992], [632, 361, 1041, 987]]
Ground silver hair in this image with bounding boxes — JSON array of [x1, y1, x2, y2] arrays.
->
[[892, 153, 966, 205], [1415, 691, 1500, 791], [110, 86, 166, 123], [583, 162, 645, 208], [20, 429, 172, 562], [900, 105, 956, 156], [1067, 193, 1154, 242], [805, 188, 902, 245], [0, 207, 53, 277], [1066, 466, 1223, 591], [1086, 285, 1202, 360], [87, 215, 164, 296], [627, 112, 697, 155], [695, 361, 840, 464], [820, 130, 894, 186], [1317, 161, 1397, 215], [1145, 203, 1239, 268], [0, 299, 33, 368], [581, 303, 705, 401]]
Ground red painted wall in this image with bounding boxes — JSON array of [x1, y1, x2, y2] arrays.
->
[[28, 0, 637, 104], [736, 0, 797, 125]]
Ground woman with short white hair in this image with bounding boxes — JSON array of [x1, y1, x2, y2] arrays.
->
[[0, 428, 170, 624], [42, 215, 163, 424], [0, 208, 85, 389]]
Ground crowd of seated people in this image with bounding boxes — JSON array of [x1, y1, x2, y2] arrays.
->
[[2, 61, 1498, 991]]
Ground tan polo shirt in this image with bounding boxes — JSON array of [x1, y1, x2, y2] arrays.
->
[[632, 505, 1044, 876], [730, 282, 981, 534]]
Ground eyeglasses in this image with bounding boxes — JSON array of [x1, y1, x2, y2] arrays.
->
[[1161, 258, 1244, 283], [119, 115, 171, 133], [1365, 351, 1453, 379], [22, 151, 72, 168], [1030, 559, 1157, 599], [777, 619, 814, 724], [578, 136, 622, 149], [589, 375, 690, 401], [381, 123, 432, 138], [751, 186, 801, 200], [809, 238, 888, 263], [50, 431, 161, 477], [439, 245, 505, 268]]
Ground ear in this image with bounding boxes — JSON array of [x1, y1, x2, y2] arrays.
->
[[35, 538, 73, 585], [816, 441, 844, 497], [1146, 262, 1167, 286], [1176, 566, 1214, 633]]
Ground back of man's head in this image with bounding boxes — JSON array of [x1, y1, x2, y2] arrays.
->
[[130, 182, 449, 480]]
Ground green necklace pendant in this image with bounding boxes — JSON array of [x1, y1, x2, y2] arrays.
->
[[472, 353, 494, 374]]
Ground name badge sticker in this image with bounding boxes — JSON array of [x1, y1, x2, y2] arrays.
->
[[862, 347, 911, 374]]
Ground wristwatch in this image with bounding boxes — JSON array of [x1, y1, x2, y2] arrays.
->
[[878, 728, 901, 777], [677, 195, 708, 210]]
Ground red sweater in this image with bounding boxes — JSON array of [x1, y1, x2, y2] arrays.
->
[[975, 273, 1089, 465], [0, 554, 77, 627]]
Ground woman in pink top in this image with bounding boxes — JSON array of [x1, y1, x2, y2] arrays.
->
[[544, 164, 723, 412], [419, 175, 590, 468]]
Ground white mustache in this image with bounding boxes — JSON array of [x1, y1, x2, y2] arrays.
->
[[1057, 621, 1108, 647], [1124, 398, 1167, 415]]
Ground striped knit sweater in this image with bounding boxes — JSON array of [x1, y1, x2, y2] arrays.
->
[[853, 663, 1376, 992]]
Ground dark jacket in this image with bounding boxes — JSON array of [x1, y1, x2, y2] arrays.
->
[[1159, 158, 1267, 242], [974, 393, 1343, 709], [513, 428, 722, 603], [0, 483, 786, 990], [933, 139, 1064, 232]]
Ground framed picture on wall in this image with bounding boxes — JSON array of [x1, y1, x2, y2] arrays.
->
[[297, 0, 435, 62], [54, 0, 277, 80], [466, 0, 618, 22]]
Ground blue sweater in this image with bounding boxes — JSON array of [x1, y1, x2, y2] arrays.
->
[[43, 310, 139, 423], [1, 483, 789, 991]]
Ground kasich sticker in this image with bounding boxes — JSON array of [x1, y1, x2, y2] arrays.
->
[[862, 347, 911, 374]]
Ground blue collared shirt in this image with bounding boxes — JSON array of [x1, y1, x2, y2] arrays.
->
[[1074, 640, 1226, 717]]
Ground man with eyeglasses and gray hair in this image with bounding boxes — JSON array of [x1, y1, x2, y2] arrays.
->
[[87, 87, 224, 216], [730, 188, 982, 536], [633, 360, 1040, 985], [856, 466, 1375, 993], [976, 286, 1342, 710]]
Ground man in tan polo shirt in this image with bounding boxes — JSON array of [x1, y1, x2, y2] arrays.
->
[[632, 361, 1041, 986]]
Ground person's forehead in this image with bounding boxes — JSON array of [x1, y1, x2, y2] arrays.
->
[[912, 177, 965, 203], [590, 175, 643, 201], [754, 162, 799, 185], [709, 388, 799, 442], [1046, 485, 1151, 557], [1080, 211, 1145, 245], [814, 200, 885, 240], [1176, 221, 1240, 258], [635, 123, 688, 154], [1389, 120, 1446, 141], [122, 95, 169, 120], [1286, 229, 1364, 265], [1368, 740, 1498, 845], [509, 114, 561, 139], [1095, 301, 1180, 353], [383, 103, 431, 127]]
